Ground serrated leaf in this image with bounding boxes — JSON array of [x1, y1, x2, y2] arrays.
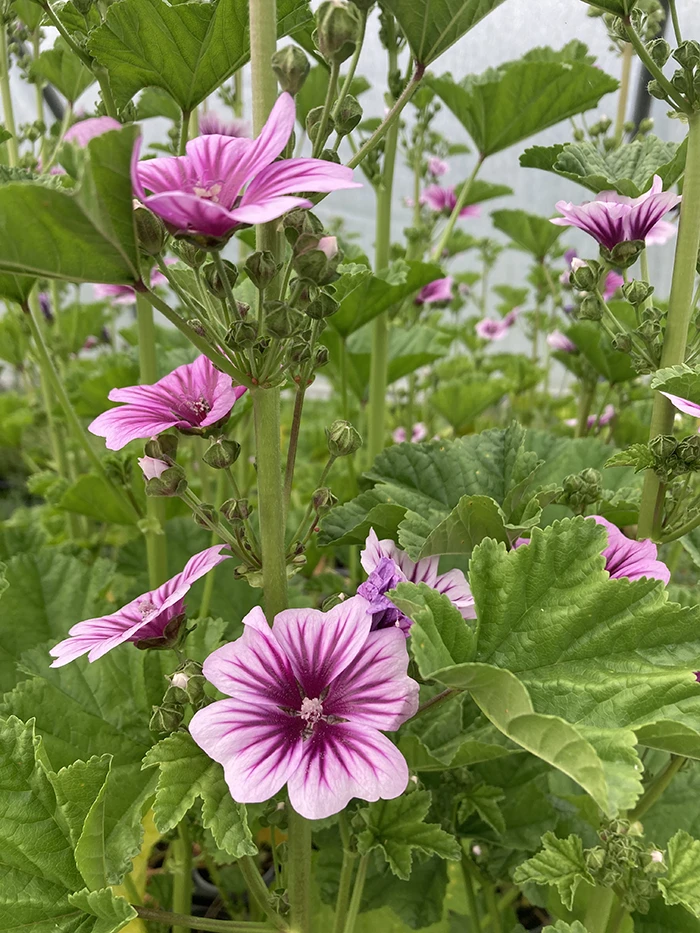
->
[[430, 54, 617, 157], [605, 444, 654, 472], [379, 0, 507, 66], [356, 790, 461, 880], [89, 0, 312, 111], [550, 922, 591, 933], [412, 495, 511, 560], [514, 832, 594, 910], [651, 364, 700, 405], [659, 830, 700, 917], [388, 582, 476, 679], [567, 318, 637, 384], [491, 208, 563, 259], [0, 127, 141, 284], [520, 135, 684, 197], [142, 732, 256, 858], [430, 377, 510, 432], [458, 782, 505, 834], [31, 37, 95, 103], [68, 888, 137, 933]]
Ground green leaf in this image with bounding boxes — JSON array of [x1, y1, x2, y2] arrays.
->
[[457, 178, 513, 207], [68, 888, 137, 933], [633, 900, 700, 933], [659, 831, 700, 917], [135, 86, 181, 121], [520, 135, 684, 198], [605, 444, 654, 473], [388, 582, 477, 679], [491, 208, 563, 259], [31, 37, 95, 103], [142, 732, 256, 858], [550, 922, 591, 933], [399, 731, 512, 771], [429, 55, 617, 157], [330, 260, 443, 338], [410, 495, 511, 560], [430, 377, 510, 432], [0, 549, 115, 692], [651, 364, 700, 405], [59, 473, 139, 526], [0, 392, 33, 447], [457, 782, 505, 834], [356, 790, 461, 880], [379, 0, 508, 66], [0, 270, 36, 304], [567, 317, 637, 384], [0, 127, 141, 284], [514, 832, 594, 910], [89, 0, 312, 111]]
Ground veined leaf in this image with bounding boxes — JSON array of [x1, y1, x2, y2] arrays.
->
[[513, 832, 594, 910], [491, 208, 563, 259], [651, 364, 700, 405], [407, 495, 511, 560], [659, 831, 700, 917], [68, 889, 137, 933], [31, 37, 95, 104], [429, 54, 617, 157], [430, 377, 510, 433], [567, 318, 637, 384]]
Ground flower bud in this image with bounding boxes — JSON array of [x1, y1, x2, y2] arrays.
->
[[326, 419, 362, 457], [306, 105, 335, 145], [312, 486, 338, 514], [283, 208, 325, 247], [649, 434, 678, 459], [579, 467, 602, 490], [579, 294, 603, 321], [648, 37, 671, 67], [611, 333, 633, 353], [138, 456, 169, 480], [335, 95, 363, 136], [637, 319, 662, 339], [288, 340, 313, 364], [145, 433, 179, 460], [638, 117, 654, 134], [145, 464, 188, 497], [149, 703, 184, 735], [677, 435, 700, 464], [570, 260, 600, 292], [134, 205, 168, 256], [292, 232, 343, 285], [314, 345, 330, 367], [167, 659, 207, 707], [673, 40, 700, 71], [172, 239, 206, 268], [264, 301, 305, 339], [203, 258, 238, 298], [188, 319, 209, 338], [193, 502, 218, 528], [226, 319, 258, 350], [220, 497, 250, 521], [622, 279, 654, 306], [647, 79, 667, 101], [202, 437, 241, 469], [245, 250, 280, 290], [271, 45, 311, 95], [605, 240, 645, 269], [321, 592, 347, 611], [314, 0, 363, 64], [305, 293, 339, 320]]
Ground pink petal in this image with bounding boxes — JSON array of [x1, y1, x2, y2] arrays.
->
[[89, 404, 182, 450], [154, 544, 231, 614], [184, 133, 253, 207], [228, 195, 313, 226], [64, 116, 122, 148], [287, 721, 409, 819], [241, 158, 361, 206], [593, 516, 670, 584], [434, 568, 476, 619], [143, 191, 240, 238], [137, 154, 196, 196], [661, 391, 700, 419]]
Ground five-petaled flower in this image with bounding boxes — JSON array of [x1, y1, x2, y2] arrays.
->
[[89, 355, 247, 450], [189, 598, 419, 819], [421, 184, 480, 219], [357, 529, 475, 634], [551, 175, 681, 250], [131, 92, 361, 240], [50, 545, 230, 666], [476, 307, 519, 341]]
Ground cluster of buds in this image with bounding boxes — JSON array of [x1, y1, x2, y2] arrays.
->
[[646, 38, 700, 110], [149, 660, 207, 735], [557, 468, 602, 513], [585, 820, 667, 913], [649, 432, 700, 479]]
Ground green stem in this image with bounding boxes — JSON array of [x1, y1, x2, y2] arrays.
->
[[484, 883, 502, 933], [367, 39, 400, 463], [584, 888, 616, 933], [460, 854, 482, 932], [432, 158, 483, 262], [42, 103, 73, 174], [668, 0, 682, 44], [341, 852, 368, 933], [614, 42, 633, 146], [0, 23, 19, 167], [199, 472, 226, 618], [312, 59, 340, 158], [332, 849, 357, 933], [607, 901, 627, 933], [414, 687, 461, 719], [32, 31, 46, 162], [623, 20, 690, 114], [172, 823, 193, 933], [287, 808, 312, 933], [347, 63, 425, 170], [575, 379, 596, 438], [332, 10, 367, 123], [134, 906, 274, 932], [283, 382, 306, 511], [136, 294, 168, 587], [238, 856, 288, 931], [638, 112, 700, 540], [179, 110, 190, 156], [213, 249, 239, 323], [340, 339, 349, 420], [629, 754, 685, 820], [94, 66, 119, 120]]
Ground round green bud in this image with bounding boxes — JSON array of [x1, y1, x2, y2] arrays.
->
[[220, 497, 250, 522], [245, 250, 280, 290], [648, 37, 671, 67], [326, 419, 362, 457], [172, 239, 206, 268], [283, 208, 324, 247], [149, 704, 184, 735], [312, 486, 338, 514], [264, 301, 305, 339], [306, 105, 335, 145], [570, 260, 600, 292], [314, 0, 363, 65], [193, 502, 218, 529], [314, 345, 330, 367], [673, 40, 700, 70], [605, 239, 646, 269], [579, 294, 603, 321], [134, 205, 168, 256], [202, 437, 241, 469], [144, 433, 179, 460], [145, 464, 188, 497], [305, 293, 339, 319], [611, 333, 632, 353], [225, 319, 258, 350], [335, 94, 363, 136], [203, 258, 239, 298], [649, 434, 678, 459], [271, 45, 311, 95], [622, 279, 654, 306]]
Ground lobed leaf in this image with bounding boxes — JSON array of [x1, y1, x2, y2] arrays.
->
[[513, 832, 594, 910]]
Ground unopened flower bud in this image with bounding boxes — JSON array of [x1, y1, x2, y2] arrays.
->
[[245, 250, 280, 290], [134, 205, 168, 255], [145, 464, 188, 497], [271, 45, 311, 95], [220, 497, 250, 521], [138, 456, 169, 480], [145, 433, 179, 460], [570, 260, 600, 292], [622, 279, 654, 306], [193, 503, 218, 528], [203, 259, 238, 298], [265, 301, 305, 339], [648, 37, 671, 67], [650, 434, 678, 459], [677, 435, 700, 464], [306, 293, 339, 320], [314, 0, 363, 64], [149, 704, 184, 735], [647, 78, 667, 101], [612, 333, 632, 353], [672, 70, 690, 95], [306, 105, 335, 144], [638, 116, 654, 134], [226, 319, 258, 350], [289, 340, 313, 364], [283, 208, 324, 247], [335, 94, 363, 136], [314, 345, 330, 367], [326, 419, 362, 457], [188, 319, 209, 338], [293, 233, 343, 285], [320, 149, 341, 163], [673, 40, 700, 71], [579, 294, 603, 321], [172, 239, 206, 268], [580, 467, 602, 489], [167, 659, 206, 707], [312, 486, 338, 514], [638, 319, 662, 339], [202, 437, 241, 469]]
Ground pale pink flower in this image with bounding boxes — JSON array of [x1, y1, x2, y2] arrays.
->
[[427, 156, 449, 177], [603, 270, 624, 301], [64, 116, 122, 148], [565, 404, 615, 431], [318, 236, 338, 259], [547, 330, 576, 352], [415, 276, 454, 305], [94, 261, 174, 305], [421, 184, 480, 219], [138, 456, 170, 479]]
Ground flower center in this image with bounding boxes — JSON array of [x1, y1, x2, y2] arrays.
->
[[137, 596, 157, 618], [193, 182, 223, 203], [300, 696, 324, 724], [187, 395, 212, 420]]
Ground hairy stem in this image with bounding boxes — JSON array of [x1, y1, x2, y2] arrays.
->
[[460, 854, 482, 931], [332, 9, 367, 123], [614, 42, 633, 146], [238, 855, 288, 930], [284, 382, 306, 511], [312, 59, 340, 158], [286, 808, 312, 933], [134, 906, 274, 932], [623, 19, 690, 114], [638, 112, 700, 539], [629, 754, 685, 820], [179, 110, 191, 155], [668, 0, 682, 45], [172, 823, 193, 933]]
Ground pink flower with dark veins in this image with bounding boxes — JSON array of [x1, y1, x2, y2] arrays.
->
[[661, 392, 700, 421], [421, 184, 480, 219], [89, 355, 247, 450], [198, 112, 251, 138], [551, 176, 681, 250], [415, 276, 454, 305], [132, 92, 361, 240], [50, 545, 231, 666], [189, 598, 419, 819]]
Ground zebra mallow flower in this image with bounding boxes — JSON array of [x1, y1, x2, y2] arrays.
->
[[50, 545, 230, 666], [551, 175, 681, 251], [189, 598, 419, 820], [357, 529, 475, 633], [131, 91, 361, 243], [89, 355, 247, 451], [660, 392, 700, 421]]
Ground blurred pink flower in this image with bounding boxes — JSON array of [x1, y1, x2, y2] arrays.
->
[[421, 184, 480, 219], [603, 270, 624, 301], [565, 404, 615, 430], [64, 116, 122, 148], [94, 260, 175, 305], [392, 423, 428, 444], [547, 330, 576, 352], [427, 156, 449, 177], [416, 276, 454, 305]]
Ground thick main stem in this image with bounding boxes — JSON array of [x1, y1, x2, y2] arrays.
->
[[0, 23, 19, 167], [629, 754, 685, 820], [171, 823, 193, 933], [286, 808, 312, 933], [583, 887, 615, 933], [136, 295, 169, 587], [332, 849, 357, 933], [614, 43, 633, 146], [638, 113, 700, 540]]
